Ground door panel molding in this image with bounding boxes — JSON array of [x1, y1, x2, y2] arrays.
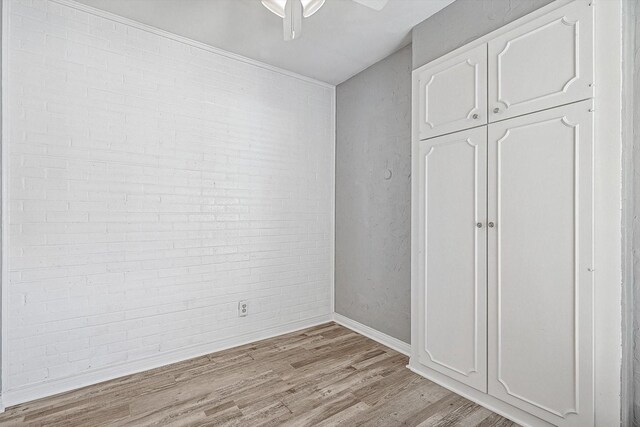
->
[[489, 0, 593, 122], [494, 117, 579, 418], [423, 138, 480, 377], [488, 100, 594, 426], [418, 44, 488, 140], [417, 127, 487, 392], [423, 59, 481, 130], [495, 18, 580, 110]]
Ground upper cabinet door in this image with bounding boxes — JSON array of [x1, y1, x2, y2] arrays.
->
[[418, 44, 487, 140], [417, 127, 487, 392], [488, 0, 593, 122]]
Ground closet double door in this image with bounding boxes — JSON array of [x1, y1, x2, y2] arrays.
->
[[416, 100, 594, 426], [417, 0, 594, 141]]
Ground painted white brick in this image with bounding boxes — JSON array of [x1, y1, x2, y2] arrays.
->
[[7, 0, 334, 393]]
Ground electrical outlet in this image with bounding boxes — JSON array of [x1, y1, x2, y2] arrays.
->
[[238, 300, 248, 317]]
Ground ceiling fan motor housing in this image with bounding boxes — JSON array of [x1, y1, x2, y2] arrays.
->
[[261, 0, 388, 40]]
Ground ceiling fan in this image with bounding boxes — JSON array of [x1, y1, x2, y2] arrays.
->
[[261, 0, 389, 41]]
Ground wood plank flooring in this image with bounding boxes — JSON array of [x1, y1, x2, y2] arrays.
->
[[0, 323, 518, 426]]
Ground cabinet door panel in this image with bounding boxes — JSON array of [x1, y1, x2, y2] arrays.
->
[[488, 0, 593, 122], [418, 44, 487, 140], [417, 127, 487, 392], [487, 100, 594, 427]]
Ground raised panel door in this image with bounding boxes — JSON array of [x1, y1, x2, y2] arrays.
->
[[488, 0, 593, 122], [417, 126, 487, 392], [418, 44, 487, 140], [487, 100, 594, 426]]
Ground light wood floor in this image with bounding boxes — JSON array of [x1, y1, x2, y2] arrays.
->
[[0, 323, 518, 426]]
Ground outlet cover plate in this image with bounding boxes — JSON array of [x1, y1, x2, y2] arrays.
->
[[238, 300, 248, 317]]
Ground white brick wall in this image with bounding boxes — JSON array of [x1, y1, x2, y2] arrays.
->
[[6, 0, 334, 397]]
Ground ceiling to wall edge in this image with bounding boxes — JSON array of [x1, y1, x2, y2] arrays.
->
[[50, 0, 337, 89], [338, 42, 413, 86]]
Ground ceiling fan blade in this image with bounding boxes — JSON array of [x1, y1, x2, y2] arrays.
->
[[351, 0, 389, 11], [262, 0, 286, 18], [283, 0, 303, 40], [302, 0, 325, 17]]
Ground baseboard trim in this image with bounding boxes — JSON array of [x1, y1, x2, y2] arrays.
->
[[332, 313, 410, 356], [3, 314, 332, 408]]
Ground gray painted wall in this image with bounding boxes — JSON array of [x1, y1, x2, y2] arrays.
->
[[631, 0, 640, 424], [335, 45, 412, 343], [412, 0, 553, 69], [619, 0, 638, 425], [335, 0, 558, 345]]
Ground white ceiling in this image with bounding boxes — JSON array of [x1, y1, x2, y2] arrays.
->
[[73, 0, 454, 85]]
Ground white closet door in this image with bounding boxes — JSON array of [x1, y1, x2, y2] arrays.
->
[[488, 0, 593, 122], [417, 127, 487, 392], [487, 100, 594, 427], [418, 44, 487, 140]]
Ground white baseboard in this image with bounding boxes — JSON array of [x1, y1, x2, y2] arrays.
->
[[332, 313, 411, 356], [3, 314, 332, 408]]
